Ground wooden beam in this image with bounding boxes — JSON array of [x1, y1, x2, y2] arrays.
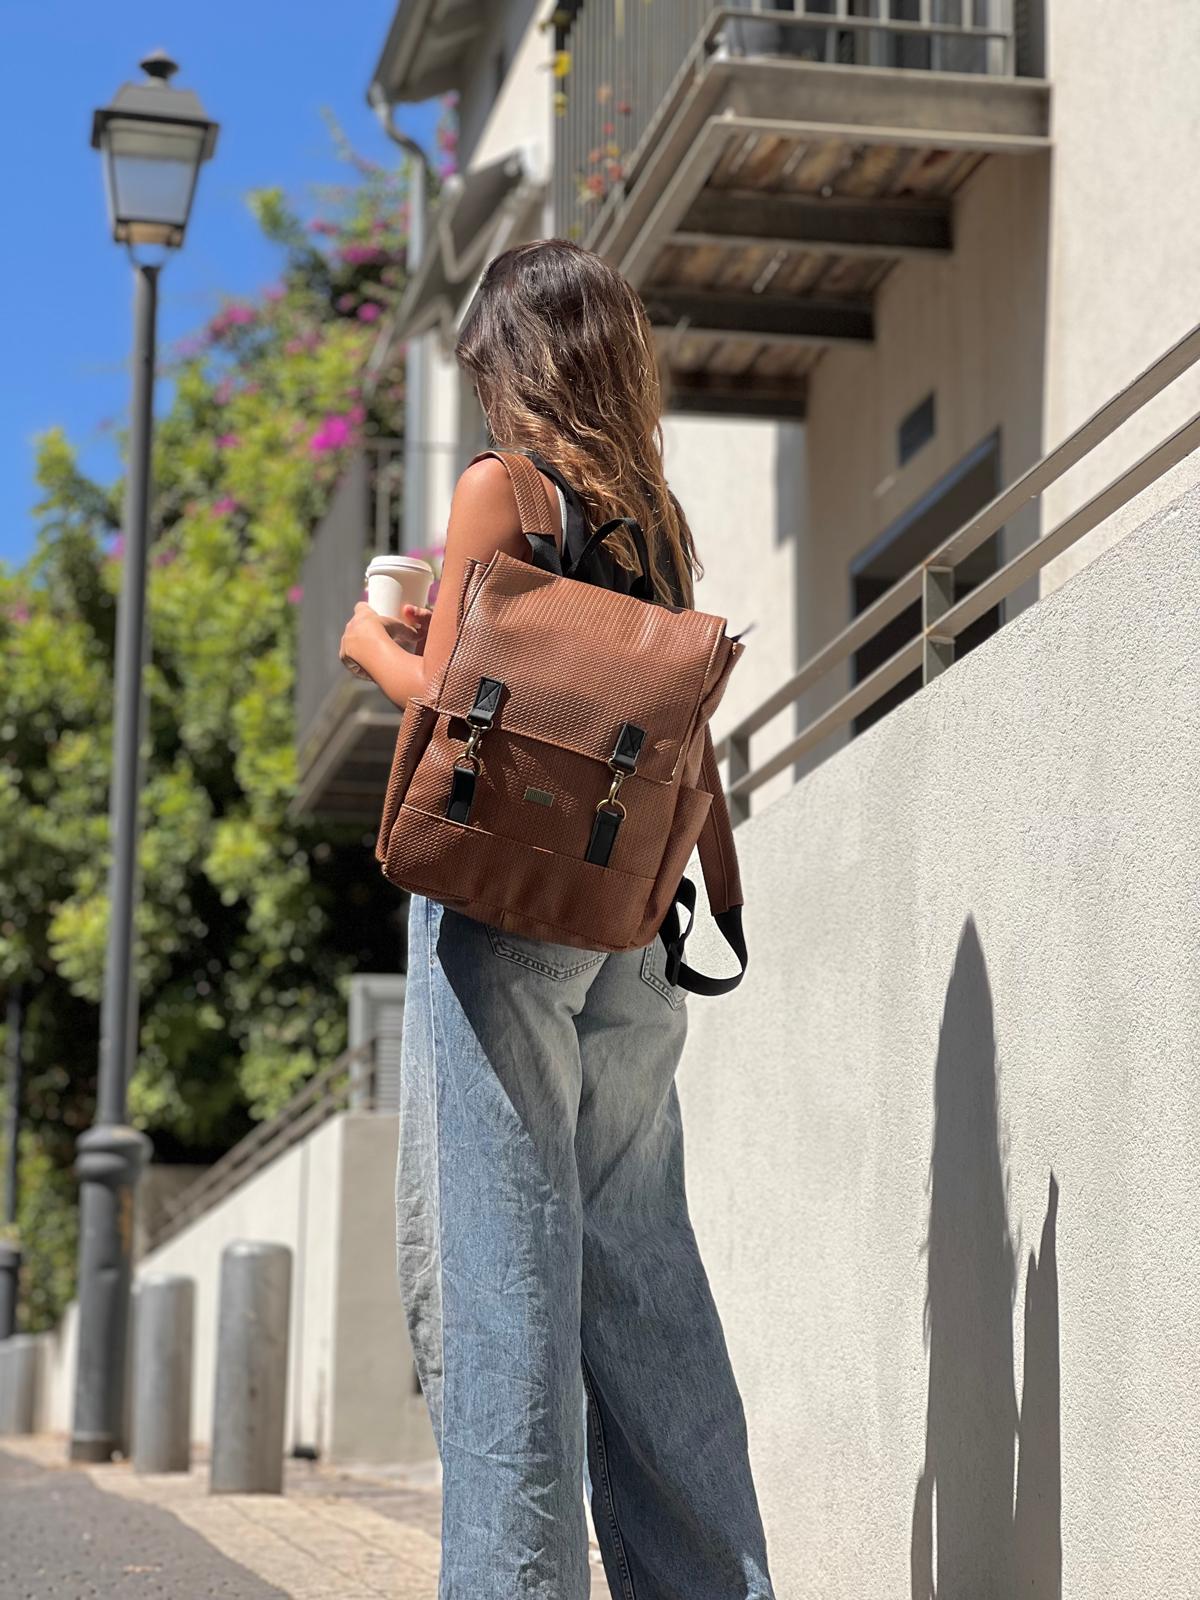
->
[[673, 189, 953, 258], [665, 369, 809, 421], [645, 288, 874, 346]]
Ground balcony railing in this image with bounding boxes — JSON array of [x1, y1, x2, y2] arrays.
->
[[553, 0, 1030, 247], [294, 440, 403, 811], [714, 322, 1200, 821]]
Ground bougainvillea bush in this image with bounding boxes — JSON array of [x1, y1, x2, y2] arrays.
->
[[0, 129, 437, 1331]]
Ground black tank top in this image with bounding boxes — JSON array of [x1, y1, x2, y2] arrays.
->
[[522, 449, 686, 609]]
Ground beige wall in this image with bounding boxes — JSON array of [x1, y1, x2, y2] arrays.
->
[[1040, 0, 1200, 588], [677, 481, 1200, 1598], [803, 149, 1050, 728]]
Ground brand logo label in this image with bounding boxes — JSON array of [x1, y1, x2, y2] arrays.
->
[[524, 787, 554, 807]]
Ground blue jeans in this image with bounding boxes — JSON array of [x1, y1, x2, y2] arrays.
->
[[396, 893, 775, 1599]]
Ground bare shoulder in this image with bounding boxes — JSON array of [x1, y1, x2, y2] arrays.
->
[[452, 455, 517, 513], [445, 455, 525, 563]]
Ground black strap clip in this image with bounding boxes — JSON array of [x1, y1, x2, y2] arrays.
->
[[586, 722, 645, 866], [446, 677, 505, 825]]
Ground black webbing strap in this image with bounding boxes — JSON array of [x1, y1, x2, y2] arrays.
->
[[659, 882, 748, 997]]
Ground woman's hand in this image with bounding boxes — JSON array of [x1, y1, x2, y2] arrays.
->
[[395, 603, 434, 655], [339, 601, 391, 681]]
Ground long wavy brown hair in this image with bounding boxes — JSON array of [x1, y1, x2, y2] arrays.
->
[[456, 239, 700, 607]]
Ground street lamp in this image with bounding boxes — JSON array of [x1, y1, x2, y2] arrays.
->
[[70, 52, 217, 1465]]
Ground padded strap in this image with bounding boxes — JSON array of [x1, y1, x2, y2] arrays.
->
[[658, 727, 748, 995], [471, 449, 557, 540]]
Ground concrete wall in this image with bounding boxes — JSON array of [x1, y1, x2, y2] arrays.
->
[[799, 0, 1200, 721], [1039, 0, 1200, 589], [677, 482, 1200, 1597], [804, 148, 1051, 727], [35, 1114, 433, 1466]]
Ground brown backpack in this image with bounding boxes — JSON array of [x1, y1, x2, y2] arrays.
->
[[375, 450, 747, 994]]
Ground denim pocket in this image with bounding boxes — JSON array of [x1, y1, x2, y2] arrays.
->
[[485, 925, 606, 981], [639, 934, 687, 1010]]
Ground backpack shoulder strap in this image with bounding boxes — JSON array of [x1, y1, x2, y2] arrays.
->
[[659, 727, 748, 996], [469, 449, 563, 570]]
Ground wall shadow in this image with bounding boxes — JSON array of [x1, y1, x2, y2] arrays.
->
[[910, 916, 1062, 1600]]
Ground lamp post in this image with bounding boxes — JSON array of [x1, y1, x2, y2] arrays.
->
[[70, 51, 218, 1464]]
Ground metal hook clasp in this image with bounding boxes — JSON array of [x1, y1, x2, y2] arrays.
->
[[595, 767, 627, 817]]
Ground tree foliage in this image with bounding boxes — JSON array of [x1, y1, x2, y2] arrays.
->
[[0, 133, 425, 1330]]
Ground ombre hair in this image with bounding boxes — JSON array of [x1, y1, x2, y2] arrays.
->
[[456, 239, 701, 607]]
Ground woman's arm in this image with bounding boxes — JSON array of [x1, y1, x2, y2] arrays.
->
[[338, 456, 540, 708]]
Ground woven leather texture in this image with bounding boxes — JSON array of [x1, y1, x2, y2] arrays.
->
[[375, 452, 744, 952]]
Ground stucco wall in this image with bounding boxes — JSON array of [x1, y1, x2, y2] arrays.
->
[[677, 482, 1200, 1597], [1039, 0, 1200, 589], [803, 147, 1050, 734]]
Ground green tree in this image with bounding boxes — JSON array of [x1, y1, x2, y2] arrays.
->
[[0, 134, 426, 1331]]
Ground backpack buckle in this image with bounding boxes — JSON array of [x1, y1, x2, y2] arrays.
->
[[446, 677, 505, 824]]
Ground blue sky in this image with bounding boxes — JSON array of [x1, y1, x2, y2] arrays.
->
[[0, 1, 439, 565]]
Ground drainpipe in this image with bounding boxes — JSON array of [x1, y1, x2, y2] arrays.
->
[[369, 89, 432, 555]]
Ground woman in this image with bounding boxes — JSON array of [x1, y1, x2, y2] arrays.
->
[[340, 240, 775, 1600]]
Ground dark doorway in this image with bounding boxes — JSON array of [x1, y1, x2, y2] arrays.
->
[[851, 433, 1002, 737]]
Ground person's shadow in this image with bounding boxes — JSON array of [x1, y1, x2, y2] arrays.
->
[[910, 917, 1062, 1600]]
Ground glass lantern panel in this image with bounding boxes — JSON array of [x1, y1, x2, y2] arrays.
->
[[104, 118, 207, 232]]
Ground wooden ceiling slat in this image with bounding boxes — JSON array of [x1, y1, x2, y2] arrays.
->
[[777, 138, 856, 196]]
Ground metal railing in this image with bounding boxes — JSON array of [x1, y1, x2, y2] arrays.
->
[[295, 440, 403, 752], [143, 1040, 379, 1254], [553, 0, 1023, 245], [715, 322, 1200, 821]]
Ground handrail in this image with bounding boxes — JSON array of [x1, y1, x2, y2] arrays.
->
[[143, 1039, 378, 1254], [714, 321, 1200, 815]]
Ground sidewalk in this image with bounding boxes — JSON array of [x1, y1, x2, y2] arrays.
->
[[0, 1435, 610, 1598]]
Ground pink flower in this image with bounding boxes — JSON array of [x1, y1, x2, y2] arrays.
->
[[308, 416, 352, 455], [213, 496, 239, 516], [348, 403, 366, 425], [8, 603, 30, 624], [307, 218, 338, 236], [336, 293, 357, 313], [264, 283, 286, 303], [217, 433, 240, 450], [208, 303, 256, 340], [284, 338, 307, 356], [338, 244, 384, 266], [153, 548, 178, 568], [287, 584, 304, 605], [357, 303, 382, 323], [214, 378, 235, 405], [107, 534, 125, 562]]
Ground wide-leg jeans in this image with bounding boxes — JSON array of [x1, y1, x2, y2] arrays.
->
[[396, 893, 775, 1600]]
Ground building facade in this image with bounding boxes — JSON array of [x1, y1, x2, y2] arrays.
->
[[296, 0, 1198, 827]]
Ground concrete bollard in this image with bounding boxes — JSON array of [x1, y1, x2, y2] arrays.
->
[[0, 1334, 39, 1434], [132, 1273, 194, 1473], [209, 1241, 292, 1494]]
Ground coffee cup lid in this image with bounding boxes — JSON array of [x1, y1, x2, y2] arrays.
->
[[365, 554, 435, 578]]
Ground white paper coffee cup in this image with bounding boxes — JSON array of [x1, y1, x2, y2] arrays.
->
[[365, 554, 435, 620]]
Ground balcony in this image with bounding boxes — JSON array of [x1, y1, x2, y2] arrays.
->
[[554, 1, 1051, 417], [293, 442, 404, 821]]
